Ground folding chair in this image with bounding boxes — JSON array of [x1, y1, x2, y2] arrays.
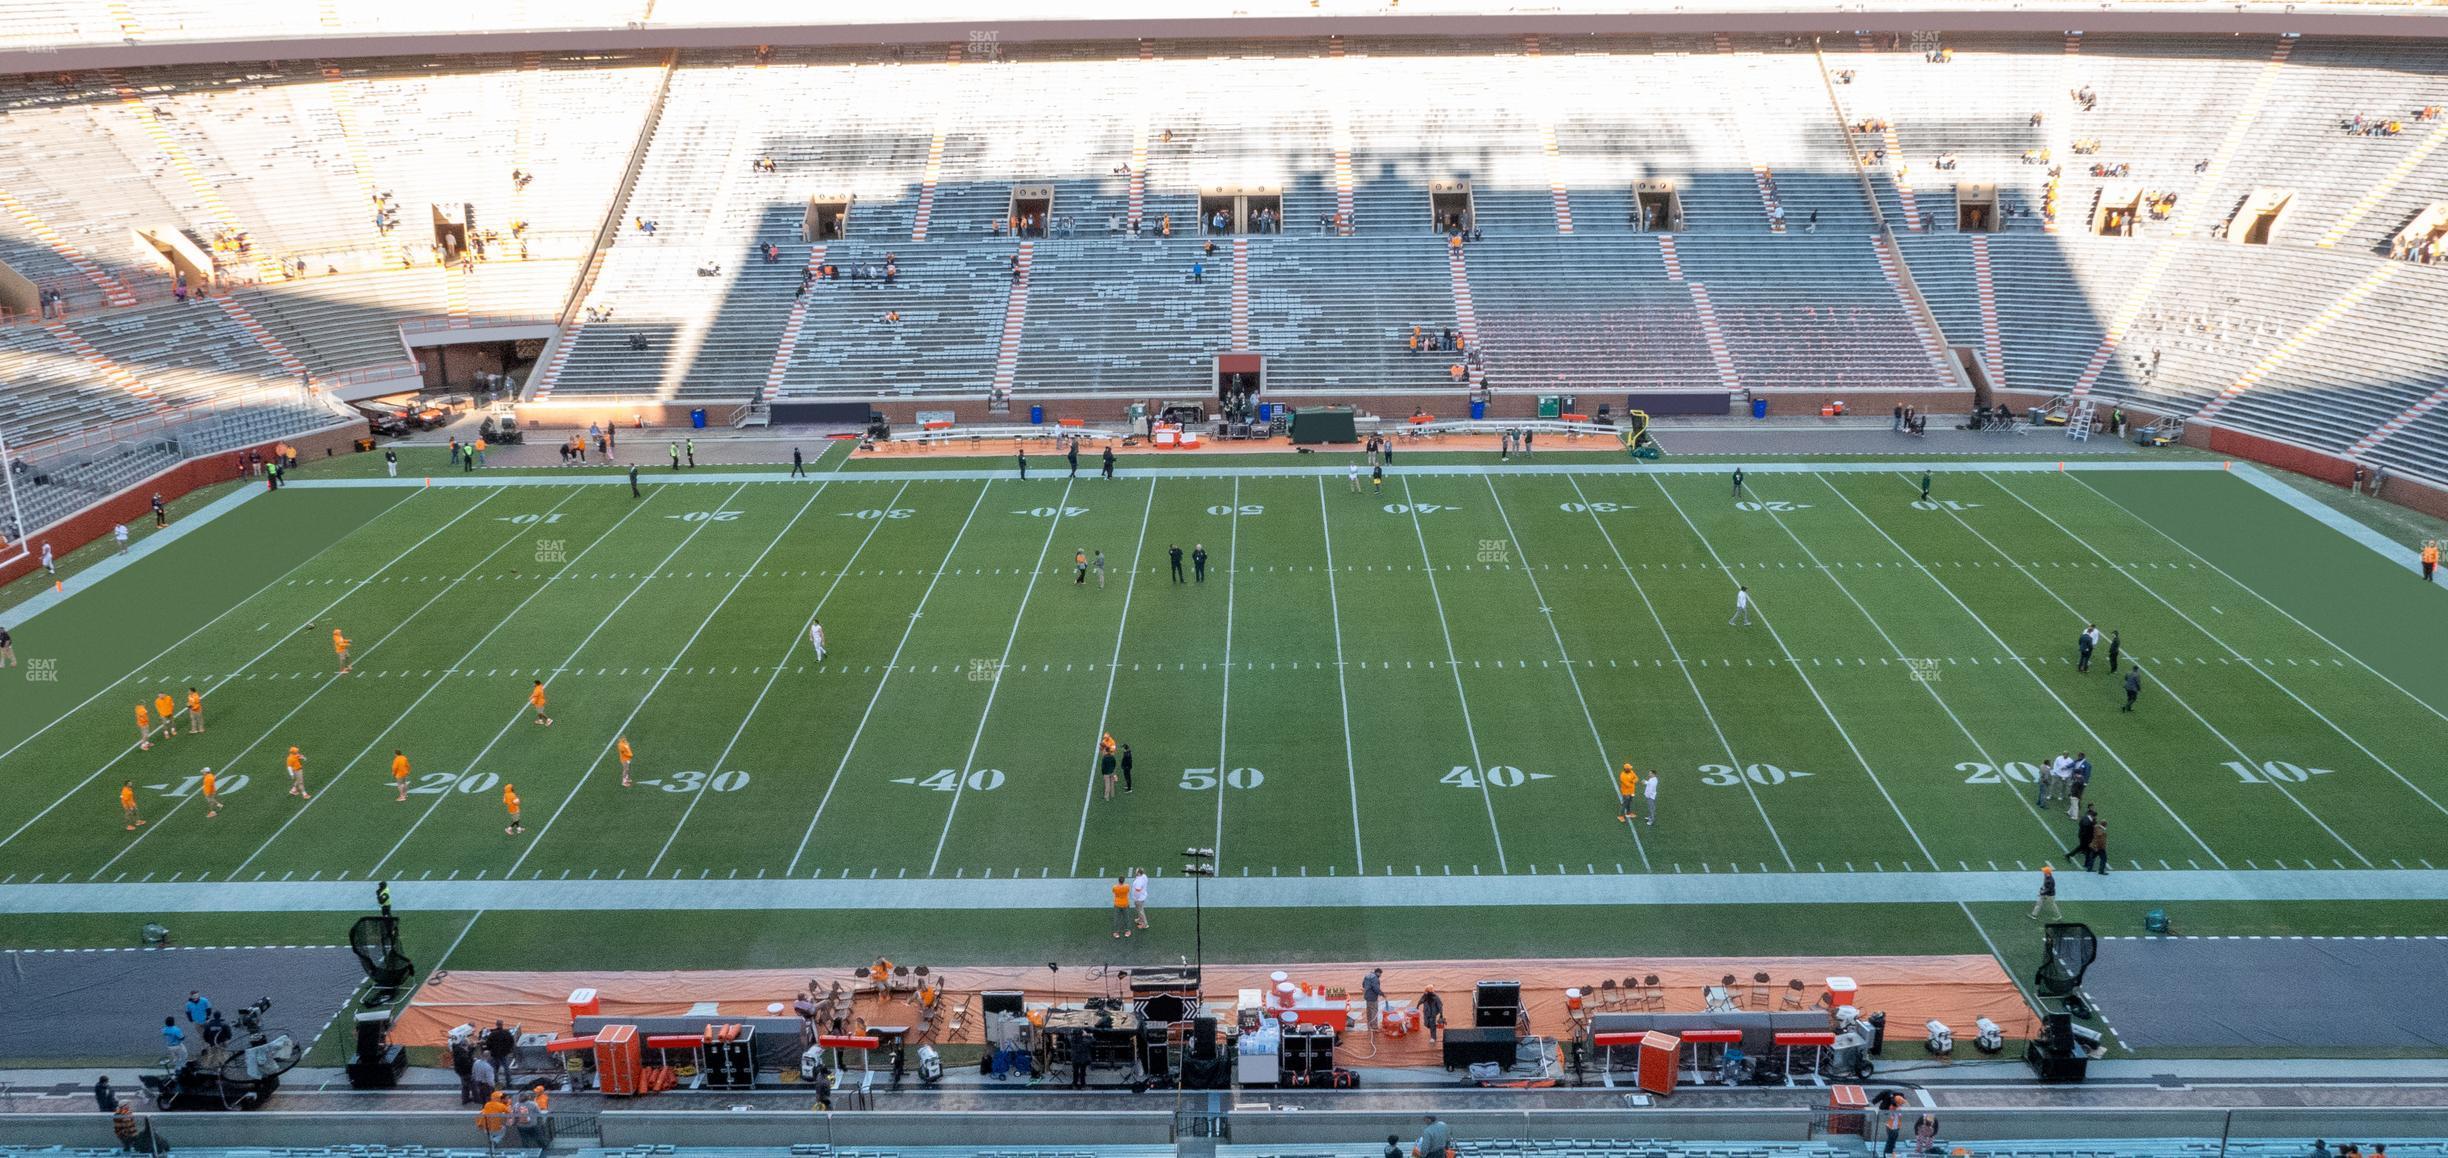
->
[[1781, 979, 1808, 1010]]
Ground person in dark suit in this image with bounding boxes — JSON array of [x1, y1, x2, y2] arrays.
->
[[1068, 1029, 1093, 1089], [1169, 544, 1185, 583]]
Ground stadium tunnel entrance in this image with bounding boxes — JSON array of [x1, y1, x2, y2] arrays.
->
[[1198, 186, 1283, 234], [1430, 180, 1474, 233], [1008, 185, 1054, 236], [1635, 179, 1684, 232], [1957, 183, 2002, 233], [804, 195, 852, 241]]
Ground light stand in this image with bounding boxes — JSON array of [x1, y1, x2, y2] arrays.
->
[[1178, 850, 1217, 1110]]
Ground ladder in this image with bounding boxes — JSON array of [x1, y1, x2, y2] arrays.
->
[[2068, 399, 2095, 442]]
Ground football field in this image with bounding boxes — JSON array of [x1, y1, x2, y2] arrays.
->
[[3, 454, 2447, 929]]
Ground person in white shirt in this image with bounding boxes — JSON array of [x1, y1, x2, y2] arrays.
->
[[40, 542, 53, 575], [1349, 463, 1362, 493], [1728, 585, 1751, 626], [1129, 868, 1149, 930], [808, 619, 827, 661], [1643, 772, 1660, 825], [113, 524, 129, 554]]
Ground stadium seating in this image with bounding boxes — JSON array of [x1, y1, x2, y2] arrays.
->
[[9, 31, 2448, 497]]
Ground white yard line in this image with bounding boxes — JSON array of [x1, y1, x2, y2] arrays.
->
[[92, 490, 584, 874], [1480, 477, 1649, 871], [1742, 477, 2082, 852], [2059, 470, 2448, 730], [0, 488, 496, 855], [228, 486, 673, 879], [1316, 477, 1367, 875], [787, 481, 996, 876], [366, 482, 760, 876], [2026, 475, 2448, 822], [623, 480, 907, 877], [1397, 477, 1508, 874], [0, 486, 436, 779], [1646, 475, 1941, 871], [579, 478, 865, 877], [925, 481, 1080, 876], [226, 487, 669, 878], [1918, 473, 2368, 866], [1564, 476, 1792, 867], [1209, 479, 1241, 864], [1799, 474, 2221, 864], [1067, 479, 1160, 876]]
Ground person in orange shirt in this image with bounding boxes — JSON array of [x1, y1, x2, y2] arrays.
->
[[1098, 732, 1117, 757], [502, 783, 524, 836], [475, 1093, 510, 1146], [617, 737, 634, 788], [1617, 763, 1641, 824], [135, 703, 154, 751], [120, 780, 145, 830], [200, 767, 225, 819], [154, 693, 177, 738], [185, 687, 204, 734], [1109, 876, 1133, 939], [2424, 539, 2439, 583], [286, 746, 311, 800], [390, 750, 410, 802], [332, 628, 352, 674], [528, 681, 552, 727]]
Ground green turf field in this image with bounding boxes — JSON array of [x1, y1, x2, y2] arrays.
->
[[3, 457, 2445, 931]]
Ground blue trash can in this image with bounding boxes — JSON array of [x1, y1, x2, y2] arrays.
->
[[1257, 403, 1274, 423], [1030, 405, 1045, 425], [1469, 399, 1487, 421], [1750, 398, 1768, 420], [689, 408, 707, 429]]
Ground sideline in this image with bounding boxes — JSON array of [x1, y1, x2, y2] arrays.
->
[[3, 483, 269, 626], [2226, 463, 2422, 573], [3, 868, 2444, 915], [282, 460, 2241, 487]]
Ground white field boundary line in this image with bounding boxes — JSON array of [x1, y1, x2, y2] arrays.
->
[[91, 490, 585, 875], [1397, 477, 1508, 874], [1565, 475, 1793, 866], [0, 488, 492, 856], [1646, 475, 1942, 871], [1744, 476, 2092, 854], [276, 460, 2245, 488], [227, 487, 671, 880], [925, 480, 1080, 876], [28, 865, 2448, 914], [1985, 476, 2448, 825], [2056, 470, 2448, 741], [1209, 478, 1242, 865], [3, 478, 266, 628], [787, 480, 996, 876], [1799, 473, 2223, 865], [367, 482, 761, 877], [1923, 473, 2370, 866], [1316, 476, 1367, 875], [1480, 476, 1650, 872], [1066, 478, 1160, 876], [629, 480, 912, 878], [0, 486, 432, 775]]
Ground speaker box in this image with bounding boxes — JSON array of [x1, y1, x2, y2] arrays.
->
[[345, 1043, 407, 1089], [352, 1009, 394, 1061], [1193, 1015, 1218, 1060], [981, 990, 1026, 1015]]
